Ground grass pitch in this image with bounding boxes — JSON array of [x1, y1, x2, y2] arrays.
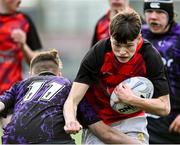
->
[[71, 130, 82, 145]]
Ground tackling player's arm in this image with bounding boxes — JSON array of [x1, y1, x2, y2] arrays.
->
[[169, 114, 180, 133], [63, 82, 89, 134]]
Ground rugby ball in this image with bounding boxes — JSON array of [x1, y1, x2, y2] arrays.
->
[[110, 77, 154, 114]]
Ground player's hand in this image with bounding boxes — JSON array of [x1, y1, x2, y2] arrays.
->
[[169, 114, 180, 134], [11, 29, 26, 45], [114, 83, 137, 104], [64, 120, 82, 134]]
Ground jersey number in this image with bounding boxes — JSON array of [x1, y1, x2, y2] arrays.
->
[[23, 81, 64, 102]]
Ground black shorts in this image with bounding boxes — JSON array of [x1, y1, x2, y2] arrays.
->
[[147, 116, 180, 144]]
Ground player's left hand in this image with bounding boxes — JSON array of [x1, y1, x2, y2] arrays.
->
[[169, 114, 180, 134], [114, 83, 138, 104]]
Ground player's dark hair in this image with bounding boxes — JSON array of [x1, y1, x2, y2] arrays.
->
[[110, 9, 141, 43], [30, 49, 62, 75]]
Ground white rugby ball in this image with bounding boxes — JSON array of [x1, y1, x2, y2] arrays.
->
[[110, 77, 154, 114]]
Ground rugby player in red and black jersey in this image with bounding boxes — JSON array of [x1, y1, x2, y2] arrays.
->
[[64, 10, 170, 144], [0, 0, 42, 127]]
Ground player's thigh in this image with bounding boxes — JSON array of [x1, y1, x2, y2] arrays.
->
[[112, 116, 149, 144], [81, 129, 104, 144]]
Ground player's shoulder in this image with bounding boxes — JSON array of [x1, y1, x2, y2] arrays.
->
[[16, 11, 34, 23], [96, 11, 109, 23], [43, 75, 71, 85], [141, 24, 151, 36], [140, 39, 162, 60], [15, 11, 29, 18], [141, 39, 158, 53], [171, 22, 180, 35], [92, 38, 111, 52], [57, 76, 72, 85]]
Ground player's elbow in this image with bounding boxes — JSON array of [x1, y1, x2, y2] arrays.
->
[[161, 104, 171, 116], [158, 95, 171, 116]]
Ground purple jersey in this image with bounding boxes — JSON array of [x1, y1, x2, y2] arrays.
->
[[0, 72, 99, 144], [142, 23, 180, 120]]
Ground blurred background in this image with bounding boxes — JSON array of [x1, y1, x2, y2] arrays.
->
[[20, 0, 180, 81]]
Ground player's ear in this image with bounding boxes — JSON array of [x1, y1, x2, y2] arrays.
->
[[29, 69, 33, 77], [28, 71, 32, 77], [137, 33, 143, 45], [58, 71, 62, 76], [137, 33, 142, 40], [55, 70, 61, 76]]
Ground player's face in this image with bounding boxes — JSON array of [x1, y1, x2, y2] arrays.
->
[[145, 9, 169, 34], [110, 36, 139, 63], [109, 0, 129, 12], [3, 0, 21, 13]]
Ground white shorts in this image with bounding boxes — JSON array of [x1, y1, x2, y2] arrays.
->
[[82, 116, 149, 144]]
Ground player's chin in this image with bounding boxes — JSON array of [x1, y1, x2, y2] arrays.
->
[[117, 57, 130, 63]]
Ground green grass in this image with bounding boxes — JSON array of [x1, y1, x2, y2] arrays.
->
[[71, 130, 82, 145], [0, 127, 2, 144]]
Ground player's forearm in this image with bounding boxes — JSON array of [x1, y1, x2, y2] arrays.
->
[[63, 91, 83, 134], [21, 43, 39, 65], [0, 102, 5, 112], [63, 98, 78, 123], [130, 94, 170, 116]]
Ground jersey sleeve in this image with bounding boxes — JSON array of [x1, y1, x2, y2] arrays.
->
[[24, 13, 42, 51], [0, 83, 17, 117], [74, 39, 109, 85], [142, 40, 169, 98], [91, 23, 98, 47]]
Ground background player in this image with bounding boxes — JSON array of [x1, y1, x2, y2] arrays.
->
[[0, 0, 42, 127], [91, 0, 145, 46], [142, 0, 180, 143]]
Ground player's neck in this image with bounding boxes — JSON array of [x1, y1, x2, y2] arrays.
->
[[110, 10, 118, 20], [0, 5, 14, 14]]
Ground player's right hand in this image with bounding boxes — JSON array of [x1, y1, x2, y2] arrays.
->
[[64, 120, 82, 134], [11, 29, 26, 45]]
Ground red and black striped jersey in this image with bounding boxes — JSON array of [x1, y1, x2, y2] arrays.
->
[[0, 12, 42, 95], [91, 11, 110, 47], [75, 38, 169, 124]]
